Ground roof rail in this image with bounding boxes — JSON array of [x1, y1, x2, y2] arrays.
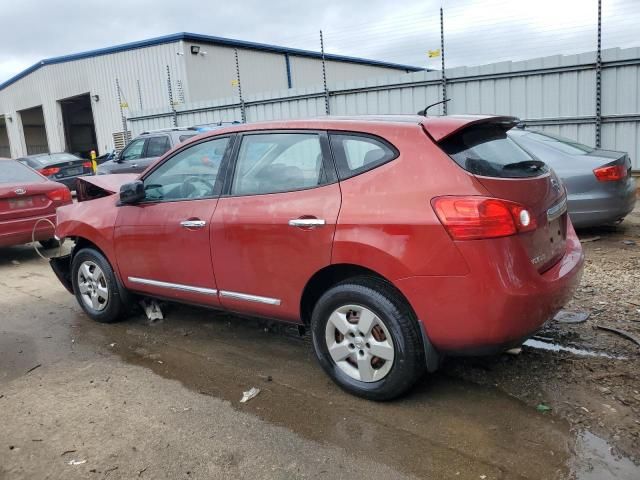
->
[[139, 126, 198, 134]]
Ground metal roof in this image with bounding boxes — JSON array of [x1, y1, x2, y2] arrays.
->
[[0, 32, 423, 91]]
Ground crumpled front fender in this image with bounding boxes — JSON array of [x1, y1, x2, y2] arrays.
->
[[50, 254, 73, 294]]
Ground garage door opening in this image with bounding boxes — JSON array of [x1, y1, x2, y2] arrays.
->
[[0, 116, 10, 157], [18, 106, 49, 155], [60, 93, 98, 159]]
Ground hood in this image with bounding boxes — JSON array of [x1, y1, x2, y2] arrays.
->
[[76, 174, 138, 202]]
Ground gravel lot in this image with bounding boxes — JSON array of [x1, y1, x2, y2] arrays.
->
[[0, 205, 638, 479]]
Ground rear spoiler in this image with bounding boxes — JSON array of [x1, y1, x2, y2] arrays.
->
[[420, 115, 519, 143], [76, 174, 138, 202]]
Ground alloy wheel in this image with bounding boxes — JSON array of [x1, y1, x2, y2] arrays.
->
[[324, 304, 395, 382], [77, 260, 109, 311]]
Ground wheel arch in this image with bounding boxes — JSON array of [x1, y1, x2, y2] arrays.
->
[[300, 263, 441, 372], [69, 236, 131, 303]]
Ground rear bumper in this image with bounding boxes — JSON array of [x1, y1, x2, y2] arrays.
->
[[0, 213, 56, 248], [396, 222, 584, 355], [568, 178, 637, 228]]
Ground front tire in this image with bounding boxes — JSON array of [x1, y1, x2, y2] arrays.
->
[[310, 277, 425, 401], [71, 248, 127, 323]]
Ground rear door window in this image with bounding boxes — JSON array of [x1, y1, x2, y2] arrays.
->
[[440, 124, 548, 178], [0, 160, 44, 184], [145, 136, 171, 158], [231, 133, 326, 195], [329, 134, 397, 179]]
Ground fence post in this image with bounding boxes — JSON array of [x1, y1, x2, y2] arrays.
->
[[440, 7, 447, 115], [595, 0, 602, 148], [166, 65, 178, 127], [320, 30, 330, 115], [136, 79, 143, 111], [115, 78, 129, 143], [234, 49, 247, 123]]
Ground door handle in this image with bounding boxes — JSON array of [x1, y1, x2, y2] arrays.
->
[[180, 220, 206, 229], [288, 218, 326, 227]]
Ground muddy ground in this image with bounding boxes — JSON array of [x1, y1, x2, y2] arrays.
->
[[0, 208, 639, 479]]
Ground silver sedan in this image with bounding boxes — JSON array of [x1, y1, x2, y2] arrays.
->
[[509, 128, 637, 228]]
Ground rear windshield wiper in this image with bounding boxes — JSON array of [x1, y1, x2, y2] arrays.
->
[[502, 160, 546, 171]]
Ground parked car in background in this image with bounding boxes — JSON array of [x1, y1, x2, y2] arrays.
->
[[50, 115, 583, 400], [509, 128, 637, 228], [0, 159, 72, 249], [97, 128, 202, 175], [96, 150, 116, 164], [17, 152, 93, 191]]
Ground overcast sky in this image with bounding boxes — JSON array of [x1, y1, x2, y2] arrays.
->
[[1, 0, 638, 83]]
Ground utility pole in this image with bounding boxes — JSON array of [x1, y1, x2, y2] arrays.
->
[[320, 30, 330, 115], [234, 49, 246, 123], [595, 0, 602, 148], [440, 7, 447, 115]]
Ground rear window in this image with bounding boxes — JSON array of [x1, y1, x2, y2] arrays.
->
[[25, 153, 79, 165], [179, 134, 196, 142], [0, 160, 44, 184], [523, 131, 595, 155], [440, 124, 549, 178]]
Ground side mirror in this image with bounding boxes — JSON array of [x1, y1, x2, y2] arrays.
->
[[119, 181, 145, 205]]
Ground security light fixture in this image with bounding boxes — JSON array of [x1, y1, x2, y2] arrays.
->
[[92, 95, 100, 102], [190, 45, 200, 55]]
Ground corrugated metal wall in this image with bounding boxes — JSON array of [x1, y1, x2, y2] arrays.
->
[[0, 41, 188, 157], [0, 41, 410, 157], [129, 46, 640, 170]]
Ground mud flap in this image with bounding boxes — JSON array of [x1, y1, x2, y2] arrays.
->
[[50, 254, 73, 294], [418, 320, 443, 372]]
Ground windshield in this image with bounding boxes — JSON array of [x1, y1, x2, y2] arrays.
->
[[440, 124, 549, 178], [0, 160, 44, 184], [523, 131, 595, 155]]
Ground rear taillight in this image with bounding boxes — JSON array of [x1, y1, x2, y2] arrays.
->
[[593, 164, 627, 182], [432, 196, 537, 240], [46, 188, 72, 203], [82, 161, 92, 168], [39, 167, 60, 177]]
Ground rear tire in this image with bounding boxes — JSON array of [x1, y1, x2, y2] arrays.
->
[[71, 248, 128, 323], [39, 238, 61, 250], [310, 276, 425, 401]]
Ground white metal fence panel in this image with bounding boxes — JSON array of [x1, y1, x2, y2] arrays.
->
[[128, 47, 640, 170]]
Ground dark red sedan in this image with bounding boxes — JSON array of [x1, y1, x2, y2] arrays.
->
[[0, 159, 72, 249], [50, 115, 584, 400]]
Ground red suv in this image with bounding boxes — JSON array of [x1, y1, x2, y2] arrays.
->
[[50, 115, 584, 400]]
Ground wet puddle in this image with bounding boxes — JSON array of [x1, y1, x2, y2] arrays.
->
[[523, 339, 625, 359], [66, 304, 639, 480], [572, 431, 639, 480], [2, 259, 638, 480]]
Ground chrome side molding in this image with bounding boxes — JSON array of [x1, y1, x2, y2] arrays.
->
[[128, 277, 217, 295], [219, 290, 281, 305]]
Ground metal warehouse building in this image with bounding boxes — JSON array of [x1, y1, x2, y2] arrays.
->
[[0, 32, 421, 158]]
